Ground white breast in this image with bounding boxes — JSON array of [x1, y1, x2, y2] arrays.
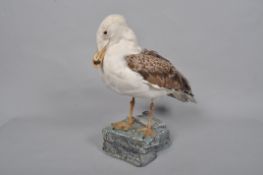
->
[[102, 53, 146, 96], [101, 41, 168, 99]]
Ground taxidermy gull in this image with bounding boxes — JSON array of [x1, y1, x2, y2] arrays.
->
[[92, 14, 196, 137]]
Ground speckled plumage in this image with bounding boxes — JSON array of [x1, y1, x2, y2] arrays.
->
[[126, 49, 195, 102]]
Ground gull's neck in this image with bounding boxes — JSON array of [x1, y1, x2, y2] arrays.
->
[[107, 39, 142, 57]]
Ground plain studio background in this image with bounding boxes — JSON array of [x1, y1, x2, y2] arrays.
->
[[0, 0, 263, 174]]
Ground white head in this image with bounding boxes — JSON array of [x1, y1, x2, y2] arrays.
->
[[96, 14, 138, 50], [93, 14, 138, 67]]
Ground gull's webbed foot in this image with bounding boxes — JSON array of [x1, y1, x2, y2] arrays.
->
[[111, 117, 135, 131], [138, 127, 155, 137]]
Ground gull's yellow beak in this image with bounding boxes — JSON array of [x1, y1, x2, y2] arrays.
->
[[92, 46, 107, 69]]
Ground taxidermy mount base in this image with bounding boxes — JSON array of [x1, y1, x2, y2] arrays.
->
[[102, 112, 171, 167]]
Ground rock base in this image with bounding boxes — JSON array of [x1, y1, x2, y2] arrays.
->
[[102, 112, 171, 167]]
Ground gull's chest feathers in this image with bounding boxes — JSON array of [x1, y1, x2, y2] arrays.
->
[[100, 42, 168, 98], [103, 43, 134, 79], [101, 51, 168, 99], [102, 49, 143, 95]]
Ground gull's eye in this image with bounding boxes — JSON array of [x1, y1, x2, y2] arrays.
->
[[103, 30, 107, 35]]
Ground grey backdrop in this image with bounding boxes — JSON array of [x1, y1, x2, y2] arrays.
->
[[0, 0, 263, 174]]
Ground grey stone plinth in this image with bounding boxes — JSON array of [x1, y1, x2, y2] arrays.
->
[[102, 112, 171, 167]]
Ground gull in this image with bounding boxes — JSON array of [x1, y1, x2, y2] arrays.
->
[[92, 14, 196, 137]]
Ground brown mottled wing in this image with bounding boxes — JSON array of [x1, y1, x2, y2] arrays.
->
[[126, 49, 195, 102]]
